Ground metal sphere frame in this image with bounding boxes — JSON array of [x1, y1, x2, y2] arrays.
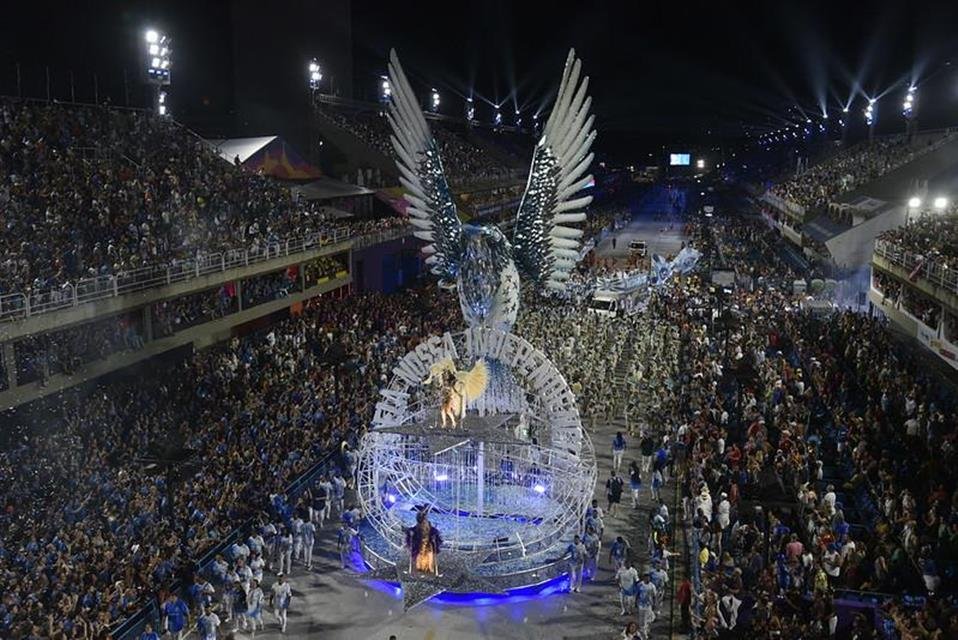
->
[[356, 327, 596, 589]]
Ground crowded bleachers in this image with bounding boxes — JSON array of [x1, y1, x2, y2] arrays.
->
[[769, 135, 943, 214], [0, 285, 459, 639], [13, 313, 145, 384], [313, 103, 525, 187], [877, 213, 958, 277], [151, 286, 239, 338], [0, 99, 402, 309]]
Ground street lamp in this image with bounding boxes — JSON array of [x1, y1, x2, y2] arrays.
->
[[430, 88, 440, 112], [308, 59, 322, 91]]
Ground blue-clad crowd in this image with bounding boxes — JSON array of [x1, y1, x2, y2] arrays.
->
[[0, 285, 458, 639]]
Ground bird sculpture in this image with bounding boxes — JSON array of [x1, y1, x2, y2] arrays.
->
[[386, 49, 596, 332]]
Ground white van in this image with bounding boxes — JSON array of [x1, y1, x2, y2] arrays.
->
[[628, 240, 648, 257], [588, 291, 620, 317], [588, 288, 645, 318]]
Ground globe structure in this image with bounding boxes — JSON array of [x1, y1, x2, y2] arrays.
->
[[356, 327, 596, 592]]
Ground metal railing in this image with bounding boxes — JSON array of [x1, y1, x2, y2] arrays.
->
[[874, 239, 958, 297], [0, 226, 409, 324]]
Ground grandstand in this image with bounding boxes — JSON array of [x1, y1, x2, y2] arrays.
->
[[762, 131, 958, 268], [870, 212, 958, 369], [311, 96, 529, 191], [0, 85, 541, 407]]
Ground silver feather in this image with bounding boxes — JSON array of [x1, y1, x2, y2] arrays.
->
[[387, 49, 463, 280], [512, 49, 596, 290]]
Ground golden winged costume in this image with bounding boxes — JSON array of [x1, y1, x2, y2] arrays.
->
[[423, 358, 489, 428]]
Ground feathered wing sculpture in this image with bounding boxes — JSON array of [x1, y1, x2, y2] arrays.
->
[[423, 358, 489, 403], [423, 357, 489, 427], [386, 49, 596, 330], [512, 49, 597, 291], [456, 360, 489, 404], [424, 358, 456, 386], [386, 50, 463, 282]]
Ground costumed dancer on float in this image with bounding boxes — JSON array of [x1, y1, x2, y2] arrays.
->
[[405, 507, 443, 575], [423, 358, 489, 428]]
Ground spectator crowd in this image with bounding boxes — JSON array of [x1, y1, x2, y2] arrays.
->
[[877, 213, 958, 280], [769, 135, 948, 214], [0, 99, 402, 308], [314, 103, 525, 188], [0, 285, 460, 639], [3, 162, 958, 640]]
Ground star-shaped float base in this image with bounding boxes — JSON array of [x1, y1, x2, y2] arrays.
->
[[363, 549, 503, 610]]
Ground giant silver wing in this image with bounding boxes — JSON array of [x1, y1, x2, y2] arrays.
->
[[512, 49, 596, 290], [386, 49, 463, 280]]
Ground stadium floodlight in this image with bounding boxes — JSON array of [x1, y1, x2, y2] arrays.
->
[[902, 85, 916, 118], [494, 106, 502, 126], [842, 106, 849, 113], [933, 196, 948, 210], [144, 28, 172, 88], [696, 158, 705, 169], [908, 196, 922, 209], [430, 88, 440, 112], [379, 75, 391, 104], [308, 59, 322, 90], [864, 100, 875, 127], [465, 97, 475, 121]]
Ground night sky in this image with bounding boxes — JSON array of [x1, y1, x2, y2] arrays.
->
[[3, 0, 958, 160]]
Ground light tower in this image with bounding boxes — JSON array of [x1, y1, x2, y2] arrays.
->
[[902, 85, 916, 141], [429, 88, 440, 113], [465, 97, 475, 123], [864, 99, 876, 143], [308, 59, 322, 91], [144, 29, 172, 116]]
